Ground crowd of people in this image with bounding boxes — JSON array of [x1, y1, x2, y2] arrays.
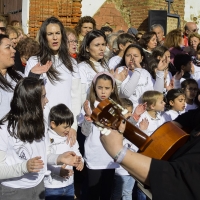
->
[[0, 13, 200, 200]]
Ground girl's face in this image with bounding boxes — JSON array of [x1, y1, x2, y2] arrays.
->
[[125, 47, 143, 70], [87, 36, 106, 62], [95, 78, 113, 102], [184, 83, 198, 100], [162, 50, 170, 64], [0, 38, 16, 71], [67, 33, 78, 54], [41, 86, 48, 109], [147, 35, 157, 51], [80, 22, 93, 37], [170, 94, 186, 111], [190, 36, 200, 50], [46, 23, 62, 55]]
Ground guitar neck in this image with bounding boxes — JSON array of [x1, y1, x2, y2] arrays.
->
[[123, 118, 152, 151]]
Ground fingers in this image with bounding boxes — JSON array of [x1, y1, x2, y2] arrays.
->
[[27, 156, 44, 173], [118, 120, 126, 134]]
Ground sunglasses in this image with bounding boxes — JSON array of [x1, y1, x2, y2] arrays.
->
[[0, 27, 6, 32], [190, 28, 199, 33]]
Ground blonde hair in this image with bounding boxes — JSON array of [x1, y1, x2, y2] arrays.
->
[[142, 90, 163, 110], [164, 29, 182, 49], [188, 32, 200, 44]]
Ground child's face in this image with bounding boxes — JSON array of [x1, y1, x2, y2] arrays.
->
[[124, 106, 133, 118], [170, 95, 186, 112], [51, 122, 71, 137], [184, 83, 198, 100], [151, 95, 165, 112], [95, 78, 113, 101]]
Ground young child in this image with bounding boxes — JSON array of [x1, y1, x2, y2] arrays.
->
[[44, 104, 84, 200], [111, 98, 148, 200], [81, 72, 121, 200], [137, 90, 168, 136], [108, 33, 136, 69], [181, 79, 199, 112], [164, 89, 186, 120]]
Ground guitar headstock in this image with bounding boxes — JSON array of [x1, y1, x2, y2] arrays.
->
[[91, 98, 127, 129]]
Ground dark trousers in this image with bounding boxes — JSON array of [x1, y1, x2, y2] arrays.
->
[[86, 167, 115, 200]]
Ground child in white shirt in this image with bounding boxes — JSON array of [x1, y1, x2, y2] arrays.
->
[[164, 89, 186, 120], [137, 90, 168, 136], [45, 104, 84, 200]]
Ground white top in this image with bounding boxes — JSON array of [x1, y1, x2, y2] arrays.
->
[[184, 102, 198, 112], [137, 111, 168, 136], [108, 55, 122, 70], [25, 56, 81, 130], [191, 64, 200, 88], [44, 128, 83, 189], [81, 101, 119, 169], [78, 61, 108, 94], [0, 74, 17, 119], [120, 68, 154, 108], [164, 109, 181, 121], [0, 122, 48, 188]]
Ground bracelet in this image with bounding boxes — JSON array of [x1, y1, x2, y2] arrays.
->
[[114, 146, 128, 163]]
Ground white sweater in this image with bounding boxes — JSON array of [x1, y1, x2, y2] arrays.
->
[[25, 56, 81, 130], [44, 128, 83, 189]]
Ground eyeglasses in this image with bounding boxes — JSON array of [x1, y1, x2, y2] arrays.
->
[[189, 28, 199, 33], [0, 27, 6, 32], [68, 40, 78, 44], [186, 87, 198, 92]]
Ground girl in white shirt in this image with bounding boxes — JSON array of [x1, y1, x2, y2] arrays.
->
[[117, 44, 166, 108], [181, 79, 199, 112], [81, 72, 121, 200], [0, 77, 81, 200], [165, 89, 186, 120]]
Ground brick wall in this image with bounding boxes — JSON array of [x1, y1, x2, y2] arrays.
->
[[29, 0, 82, 38], [93, 1, 129, 32], [93, 0, 185, 33]]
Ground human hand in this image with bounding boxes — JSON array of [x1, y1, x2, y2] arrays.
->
[[165, 79, 174, 91], [31, 61, 52, 74], [60, 164, 74, 178], [27, 156, 44, 173], [67, 128, 77, 147], [57, 151, 81, 166], [112, 67, 128, 82], [83, 100, 92, 117], [134, 103, 147, 116], [76, 161, 84, 171], [139, 118, 149, 130], [157, 55, 168, 71]]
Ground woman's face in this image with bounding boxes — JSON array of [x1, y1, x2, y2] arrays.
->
[[147, 34, 157, 51], [162, 50, 171, 64], [179, 33, 185, 47], [86, 36, 106, 62], [125, 47, 143, 70], [80, 22, 93, 37], [190, 36, 200, 50], [67, 33, 78, 54], [46, 23, 62, 54], [0, 38, 16, 71], [9, 32, 18, 48]]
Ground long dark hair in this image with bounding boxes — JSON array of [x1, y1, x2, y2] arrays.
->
[[0, 77, 45, 143], [37, 16, 74, 83], [89, 73, 121, 110], [115, 44, 147, 70], [0, 34, 22, 91], [78, 30, 109, 72]]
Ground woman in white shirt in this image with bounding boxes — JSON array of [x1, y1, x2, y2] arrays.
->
[[0, 34, 22, 119], [25, 17, 81, 144]]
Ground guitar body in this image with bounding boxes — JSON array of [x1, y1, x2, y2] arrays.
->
[[91, 99, 190, 161], [138, 122, 189, 160]]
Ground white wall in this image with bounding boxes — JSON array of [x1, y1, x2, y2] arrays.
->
[[81, 0, 106, 17], [22, 0, 30, 34], [184, 0, 200, 33]]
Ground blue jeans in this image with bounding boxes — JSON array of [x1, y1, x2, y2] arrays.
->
[[111, 175, 135, 200], [45, 184, 74, 200]]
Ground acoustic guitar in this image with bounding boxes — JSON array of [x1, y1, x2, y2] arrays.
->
[[91, 98, 189, 160]]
